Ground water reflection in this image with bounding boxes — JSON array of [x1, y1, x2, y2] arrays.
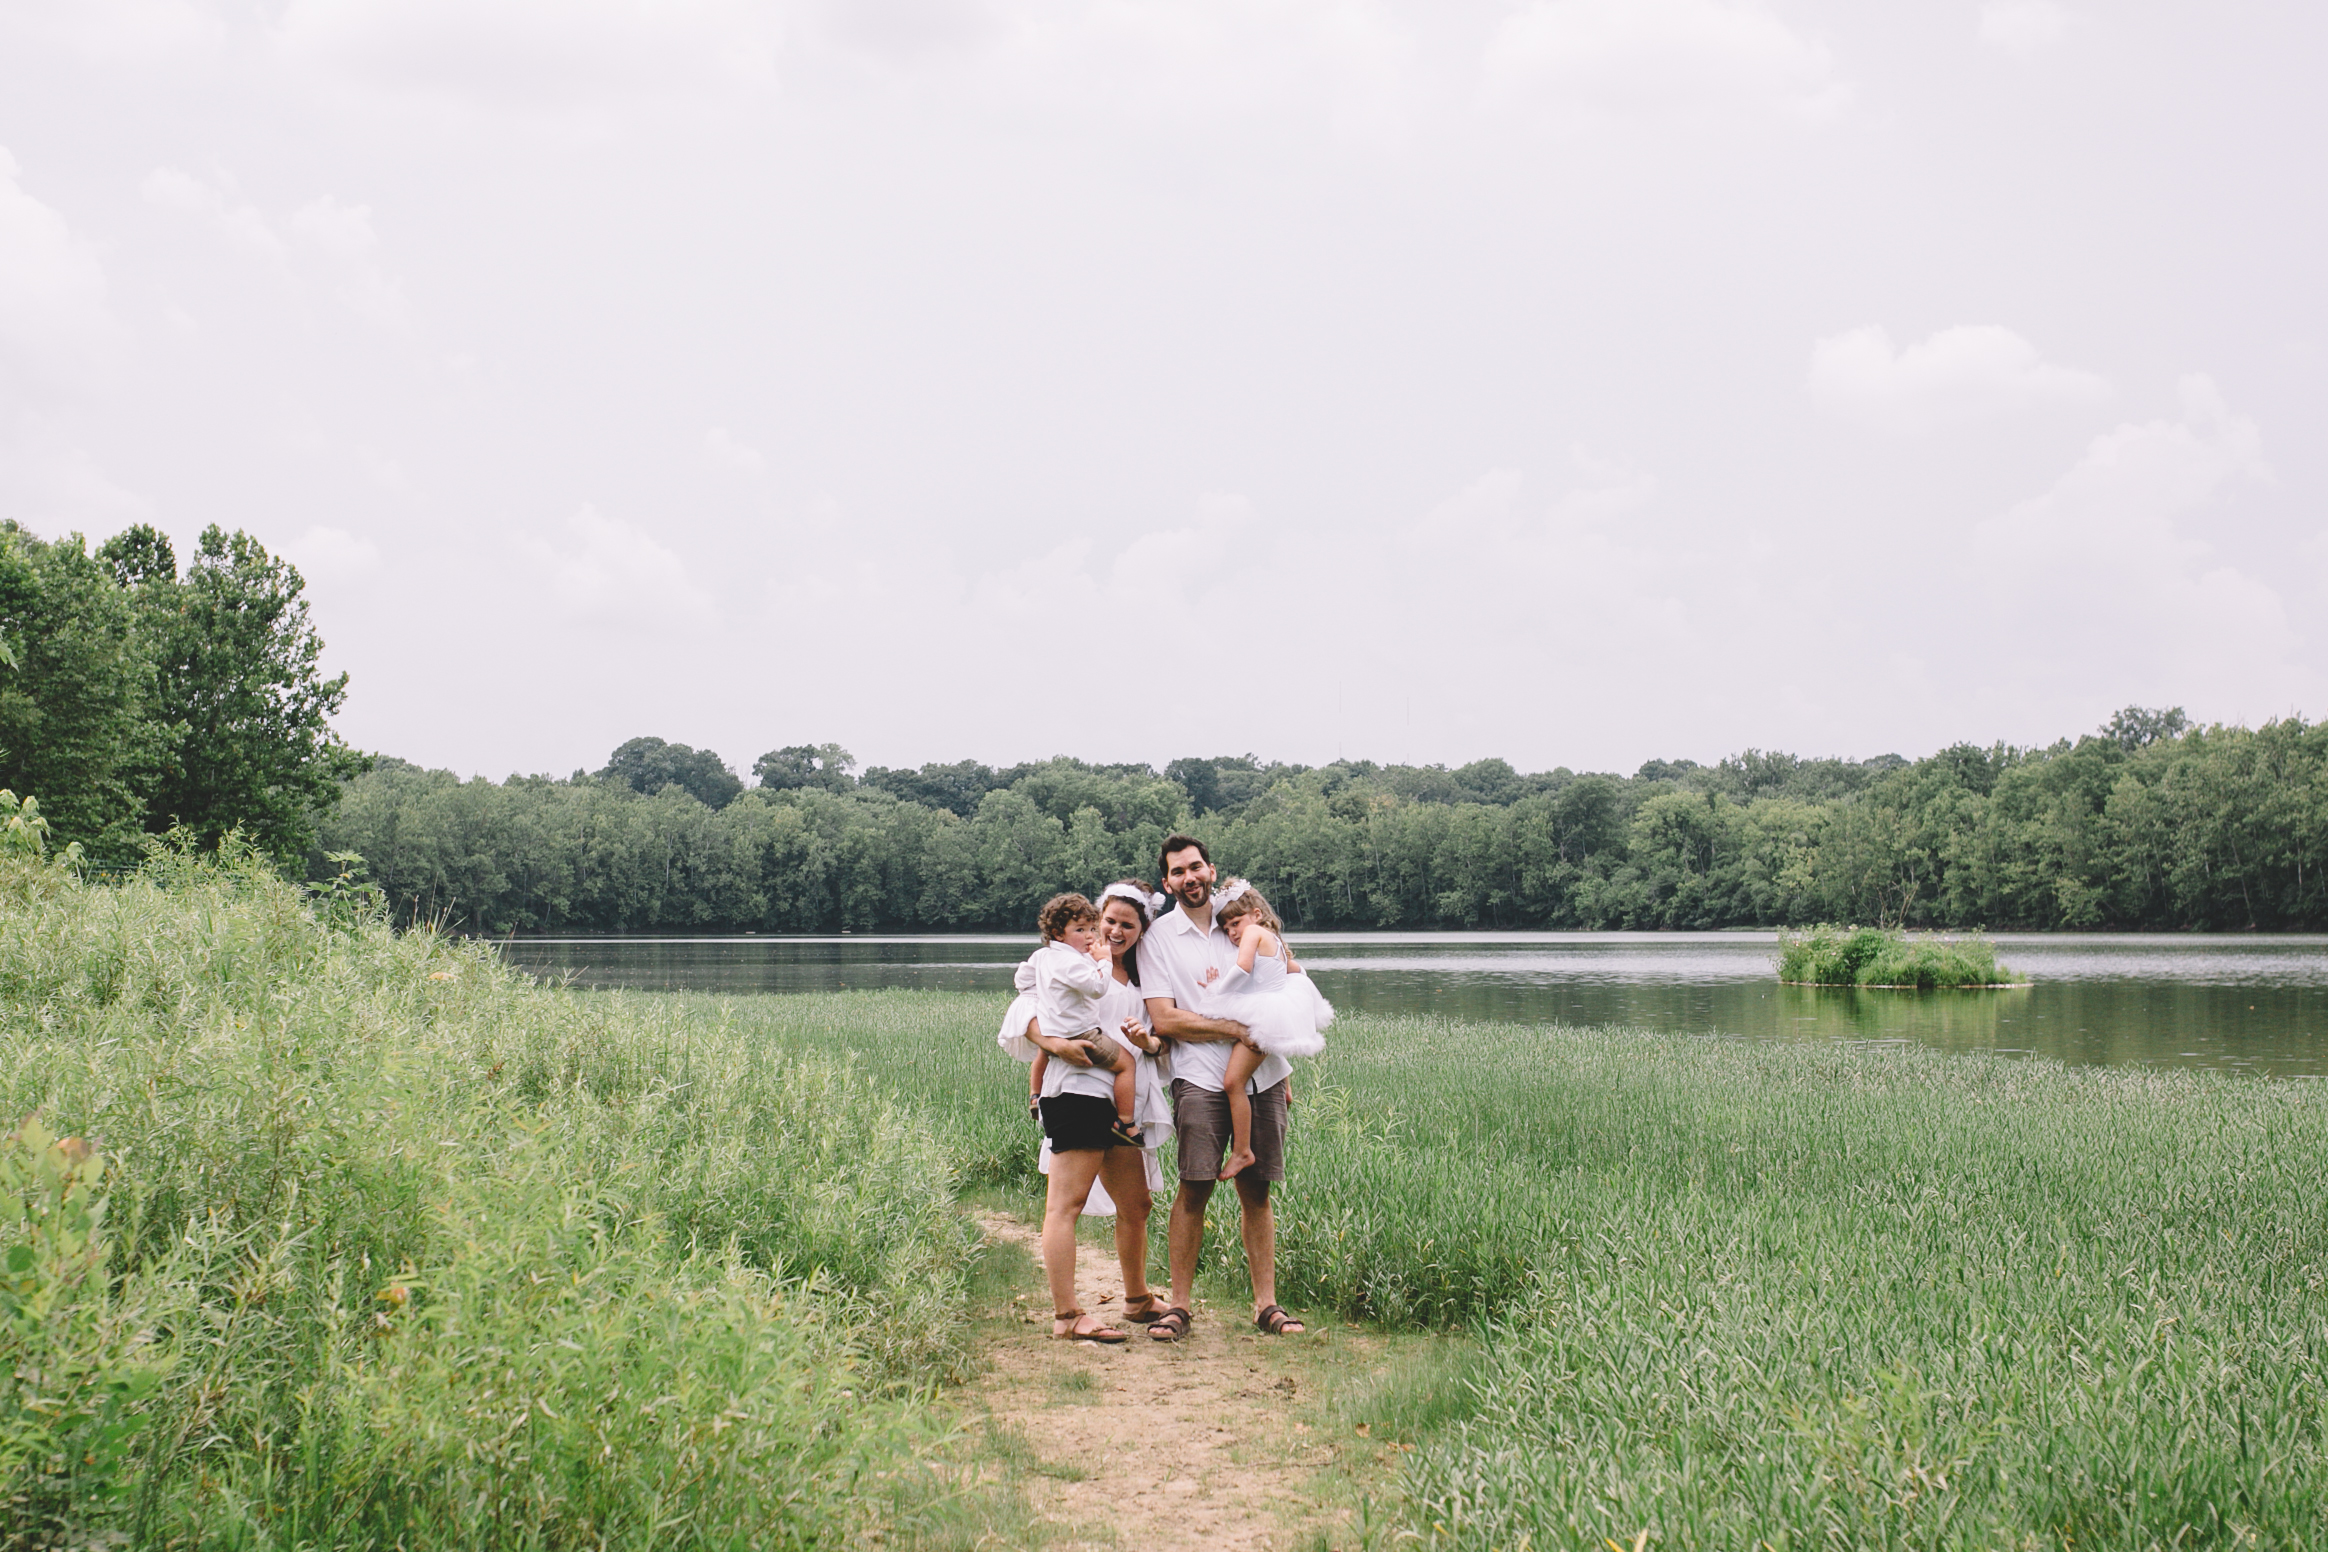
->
[[493, 931, 2328, 1076]]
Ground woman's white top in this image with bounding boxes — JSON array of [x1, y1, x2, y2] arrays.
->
[[999, 957, 1173, 1133]]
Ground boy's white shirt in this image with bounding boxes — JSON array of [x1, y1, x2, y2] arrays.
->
[[1140, 904, 1292, 1095], [1009, 949, 1164, 1108], [1029, 939, 1111, 1045]]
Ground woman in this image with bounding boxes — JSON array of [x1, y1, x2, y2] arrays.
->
[[1003, 879, 1170, 1342]]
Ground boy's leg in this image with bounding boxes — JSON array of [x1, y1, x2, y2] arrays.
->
[[1112, 1061, 1137, 1125]]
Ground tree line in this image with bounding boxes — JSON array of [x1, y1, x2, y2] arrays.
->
[[316, 707, 2328, 935], [7, 520, 2313, 936], [0, 521, 359, 862]]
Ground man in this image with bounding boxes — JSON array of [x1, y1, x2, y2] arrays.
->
[[1138, 834, 1307, 1340]]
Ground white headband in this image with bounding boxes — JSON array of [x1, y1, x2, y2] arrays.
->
[[1212, 878, 1251, 908], [1098, 882, 1153, 916]]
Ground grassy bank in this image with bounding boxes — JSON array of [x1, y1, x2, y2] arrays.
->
[[712, 988, 2328, 1550], [0, 848, 987, 1549], [1776, 923, 2025, 987]]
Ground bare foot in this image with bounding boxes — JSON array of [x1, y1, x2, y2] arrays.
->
[[1217, 1147, 1256, 1180], [1051, 1310, 1127, 1343]]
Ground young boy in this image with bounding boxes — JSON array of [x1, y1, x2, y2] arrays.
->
[[1025, 892, 1142, 1148]]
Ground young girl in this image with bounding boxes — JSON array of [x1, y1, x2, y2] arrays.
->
[[1208, 879, 1331, 1179], [1021, 892, 1144, 1148]]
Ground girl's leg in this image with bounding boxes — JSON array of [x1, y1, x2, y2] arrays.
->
[[1042, 1149, 1118, 1338], [1218, 1044, 1262, 1179], [1096, 1146, 1155, 1306]]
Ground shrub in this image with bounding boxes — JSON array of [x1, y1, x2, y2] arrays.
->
[[0, 837, 973, 1548], [1776, 924, 2020, 987]]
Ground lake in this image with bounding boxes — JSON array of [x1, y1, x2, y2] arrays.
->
[[494, 931, 2328, 1076]]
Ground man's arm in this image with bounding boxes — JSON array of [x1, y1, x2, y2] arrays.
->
[[1144, 996, 1249, 1045]]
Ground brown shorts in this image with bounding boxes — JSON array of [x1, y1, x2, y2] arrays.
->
[[1171, 1078, 1289, 1183]]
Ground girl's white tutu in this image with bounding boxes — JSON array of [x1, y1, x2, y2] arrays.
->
[[1210, 955, 1331, 1058]]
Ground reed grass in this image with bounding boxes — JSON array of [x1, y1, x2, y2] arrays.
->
[[1776, 924, 2024, 988], [711, 987, 2328, 1550], [0, 848, 984, 1550]]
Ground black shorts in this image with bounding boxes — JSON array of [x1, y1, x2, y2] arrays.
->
[[1040, 1093, 1124, 1153]]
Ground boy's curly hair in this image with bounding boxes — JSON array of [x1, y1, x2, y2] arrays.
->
[[1037, 891, 1101, 942], [1213, 879, 1283, 936]]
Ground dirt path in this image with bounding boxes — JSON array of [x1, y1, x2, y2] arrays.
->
[[967, 1209, 1370, 1552]]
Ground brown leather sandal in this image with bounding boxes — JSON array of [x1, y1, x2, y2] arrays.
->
[[1051, 1308, 1127, 1344], [1254, 1304, 1306, 1335], [1122, 1291, 1167, 1324], [1147, 1306, 1192, 1341]]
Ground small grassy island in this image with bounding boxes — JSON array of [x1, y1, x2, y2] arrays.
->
[[1777, 923, 2029, 988]]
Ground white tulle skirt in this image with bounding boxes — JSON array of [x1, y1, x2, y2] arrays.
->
[[1211, 967, 1333, 1059]]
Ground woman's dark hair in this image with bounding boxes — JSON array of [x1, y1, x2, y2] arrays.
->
[[1098, 879, 1154, 986], [1157, 833, 1209, 881], [1037, 892, 1099, 942]]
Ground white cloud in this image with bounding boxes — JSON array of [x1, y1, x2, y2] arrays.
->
[[530, 505, 721, 630], [143, 166, 289, 262], [703, 426, 765, 475], [144, 170, 412, 329], [0, 148, 119, 392], [1808, 325, 2110, 432], [288, 525, 382, 581], [289, 196, 411, 328], [275, 0, 782, 122], [1975, 376, 2298, 710], [0, 413, 151, 528], [824, 0, 1419, 151], [4, 0, 224, 62], [1978, 0, 2069, 62], [815, 0, 1004, 62], [1483, 0, 1847, 121]]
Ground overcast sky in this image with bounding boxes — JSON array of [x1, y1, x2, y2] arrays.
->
[[2, 1, 2321, 781]]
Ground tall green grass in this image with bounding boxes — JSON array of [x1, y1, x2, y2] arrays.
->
[[0, 847, 979, 1550], [1777, 923, 2024, 987], [712, 987, 2328, 1549]]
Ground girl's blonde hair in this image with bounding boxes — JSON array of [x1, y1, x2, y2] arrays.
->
[[1213, 879, 1283, 936]]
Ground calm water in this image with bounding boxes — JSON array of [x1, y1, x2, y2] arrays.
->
[[495, 931, 2328, 1076]]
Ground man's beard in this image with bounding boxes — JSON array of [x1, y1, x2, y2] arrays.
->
[[1178, 879, 1211, 907]]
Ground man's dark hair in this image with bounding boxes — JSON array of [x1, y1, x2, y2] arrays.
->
[[1157, 833, 1209, 881]]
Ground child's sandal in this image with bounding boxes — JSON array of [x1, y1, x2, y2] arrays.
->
[[1108, 1117, 1144, 1148]]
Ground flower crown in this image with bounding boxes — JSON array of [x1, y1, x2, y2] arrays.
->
[[1212, 878, 1252, 909]]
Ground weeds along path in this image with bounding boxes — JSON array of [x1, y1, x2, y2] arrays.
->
[[967, 1209, 1378, 1552]]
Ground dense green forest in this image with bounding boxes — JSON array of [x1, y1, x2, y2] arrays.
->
[[318, 708, 2328, 935], [0, 520, 359, 861], [10, 520, 2323, 935]]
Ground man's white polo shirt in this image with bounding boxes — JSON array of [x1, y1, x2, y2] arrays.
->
[[1138, 903, 1292, 1095]]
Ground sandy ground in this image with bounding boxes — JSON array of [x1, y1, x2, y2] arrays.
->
[[968, 1209, 1360, 1552]]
